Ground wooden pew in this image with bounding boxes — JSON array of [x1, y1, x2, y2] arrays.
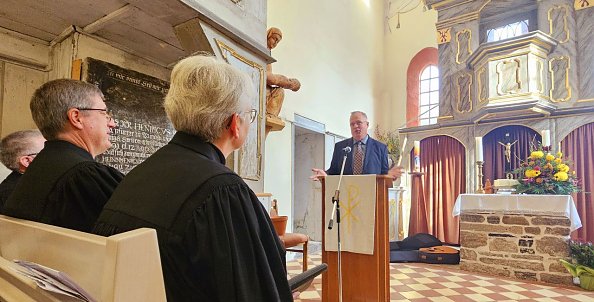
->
[[0, 215, 166, 301]]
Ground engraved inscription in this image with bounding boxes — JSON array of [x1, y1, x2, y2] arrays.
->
[[85, 58, 174, 174]]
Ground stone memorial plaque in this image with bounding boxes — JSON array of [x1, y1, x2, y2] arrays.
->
[[84, 58, 173, 174]]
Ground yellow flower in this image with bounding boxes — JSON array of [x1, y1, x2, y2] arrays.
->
[[553, 171, 569, 181], [525, 169, 541, 178], [557, 164, 570, 173], [554, 158, 562, 164], [556, 151, 563, 158], [545, 153, 555, 161], [531, 151, 544, 159]]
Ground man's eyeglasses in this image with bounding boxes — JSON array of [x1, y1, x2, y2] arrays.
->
[[244, 109, 258, 124], [77, 108, 113, 122], [226, 109, 258, 128], [26, 153, 38, 158], [350, 121, 367, 127]]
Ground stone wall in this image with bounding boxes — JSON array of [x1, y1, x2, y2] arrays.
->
[[459, 212, 572, 285]]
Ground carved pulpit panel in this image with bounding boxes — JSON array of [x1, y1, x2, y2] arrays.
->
[[477, 66, 488, 103], [496, 59, 522, 95], [548, 5, 570, 43], [456, 71, 472, 113], [456, 29, 473, 64], [536, 59, 545, 94], [549, 56, 572, 102]]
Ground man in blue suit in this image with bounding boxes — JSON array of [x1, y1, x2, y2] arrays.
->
[[311, 111, 403, 179]]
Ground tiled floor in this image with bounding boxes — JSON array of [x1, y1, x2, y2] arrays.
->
[[287, 253, 594, 301]]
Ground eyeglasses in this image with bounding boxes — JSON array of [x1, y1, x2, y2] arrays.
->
[[77, 108, 113, 122], [26, 153, 38, 157], [244, 109, 258, 124], [226, 109, 258, 128], [350, 121, 367, 127]]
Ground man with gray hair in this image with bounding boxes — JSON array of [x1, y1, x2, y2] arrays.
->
[[2, 79, 124, 232], [0, 129, 45, 209], [94, 55, 293, 301]]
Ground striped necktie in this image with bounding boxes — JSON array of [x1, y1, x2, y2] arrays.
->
[[353, 141, 363, 175]]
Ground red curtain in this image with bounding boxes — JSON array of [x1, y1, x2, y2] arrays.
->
[[408, 136, 466, 244], [562, 122, 594, 242]]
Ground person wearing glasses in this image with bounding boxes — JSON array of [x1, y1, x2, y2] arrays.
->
[[311, 111, 404, 180], [93, 55, 293, 301], [2, 79, 124, 232], [0, 129, 45, 209]]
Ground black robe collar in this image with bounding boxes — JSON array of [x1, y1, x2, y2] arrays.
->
[[169, 131, 226, 165]]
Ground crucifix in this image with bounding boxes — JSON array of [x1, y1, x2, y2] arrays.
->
[[498, 140, 518, 163]]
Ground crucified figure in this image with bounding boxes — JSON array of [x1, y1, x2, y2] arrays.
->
[[498, 140, 518, 163]]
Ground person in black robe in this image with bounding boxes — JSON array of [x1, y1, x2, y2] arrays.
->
[[93, 55, 293, 301], [2, 79, 123, 232], [0, 129, 45, 210]]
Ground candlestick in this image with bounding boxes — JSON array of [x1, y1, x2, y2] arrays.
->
[[476, 161, 485, 194]]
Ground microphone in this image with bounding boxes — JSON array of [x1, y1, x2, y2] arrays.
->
[[342, 146, 351, 153]]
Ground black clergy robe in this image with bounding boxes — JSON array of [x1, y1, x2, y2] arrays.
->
[[93, 131, 293, 302], [2, 140, 123, 232], [0, 171, 21, 211]]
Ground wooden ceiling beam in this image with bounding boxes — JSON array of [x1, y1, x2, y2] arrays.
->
[[83, 4, 137, 34]]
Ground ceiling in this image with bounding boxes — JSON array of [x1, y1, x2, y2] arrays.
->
[[0, 0, 203, 66]]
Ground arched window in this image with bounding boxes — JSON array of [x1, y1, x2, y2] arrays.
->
[[406, 47, 438, 128], [419, 65, 439, 126]]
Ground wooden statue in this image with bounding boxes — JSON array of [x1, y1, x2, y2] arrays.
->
[[265, 27, 301, 134]]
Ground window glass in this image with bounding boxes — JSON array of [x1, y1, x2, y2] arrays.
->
[[418, 65, 439, 126], [486, 20, 529, 42]]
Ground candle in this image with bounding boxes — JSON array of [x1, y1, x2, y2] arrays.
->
[[397, 136, 408, 166], [413, 141, 420, 171], [541, 130, 551, 147], [475, 137, 483, 162]]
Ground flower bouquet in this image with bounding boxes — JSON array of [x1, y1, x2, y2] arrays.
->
[[513, 146, 580, 195], [374, 126, 401, 168], [560, 240, 594, 290]]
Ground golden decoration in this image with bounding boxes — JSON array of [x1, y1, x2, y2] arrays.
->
[[437, 27, 451, 44], [456, 71, 473, 113], [456, 29, 473, 64], [496, 58, 522, 95], [574, 0, 593, 10], [549, 56, 572, 102], [548, 5, 570, 43]]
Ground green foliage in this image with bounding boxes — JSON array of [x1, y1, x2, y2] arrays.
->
[[570, 240, 594, 269], [374, 126, 401, 164], [512, 145, 580, 195]]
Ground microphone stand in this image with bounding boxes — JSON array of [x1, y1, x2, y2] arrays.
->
[[328, 148, 349, 302]]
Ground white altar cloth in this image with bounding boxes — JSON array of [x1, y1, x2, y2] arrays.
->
[[452, 194, 582, 232]]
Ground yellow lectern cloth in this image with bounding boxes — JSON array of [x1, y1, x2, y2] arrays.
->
[[324, 175, 376, 255]]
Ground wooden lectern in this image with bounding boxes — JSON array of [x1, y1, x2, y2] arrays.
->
[[321, 175, 392, 302]]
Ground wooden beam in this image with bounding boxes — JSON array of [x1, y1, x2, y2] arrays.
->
[[173, 18, 213, 55], [83, 4, 137, 34], [71, 59, 82, 80]]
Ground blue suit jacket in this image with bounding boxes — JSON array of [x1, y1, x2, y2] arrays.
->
[[326, 136, 389, 175]]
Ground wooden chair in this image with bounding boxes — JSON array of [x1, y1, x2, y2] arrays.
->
[[271, 215, 309, 272], [0, 215, 166, 302]]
